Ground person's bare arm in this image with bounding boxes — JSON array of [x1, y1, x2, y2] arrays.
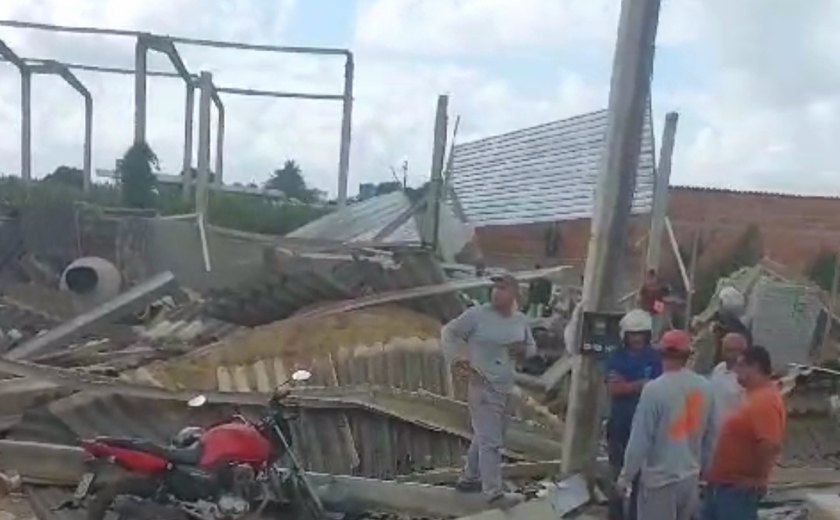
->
[[608, 375, 648, 396]]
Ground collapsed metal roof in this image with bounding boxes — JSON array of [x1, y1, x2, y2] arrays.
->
[[449, 108, 656, 227]]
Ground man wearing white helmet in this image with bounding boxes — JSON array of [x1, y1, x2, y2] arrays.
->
[[606, 309, 663, 520]]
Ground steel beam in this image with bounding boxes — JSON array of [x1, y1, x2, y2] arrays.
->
[[28, 60, 93, 192]]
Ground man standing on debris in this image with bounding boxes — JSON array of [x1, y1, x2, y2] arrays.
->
[[526, 264, 552, 317], [442, 273, 537, 509], [709, 332, 748, 431], [617, 330, 717, 520], [702, 346, 786, 520], [606, 309, 662, 520]]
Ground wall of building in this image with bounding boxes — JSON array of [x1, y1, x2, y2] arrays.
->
[[473, 187, 840, 286]]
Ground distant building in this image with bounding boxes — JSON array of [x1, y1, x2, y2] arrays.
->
[[448, 108, 656, 272]]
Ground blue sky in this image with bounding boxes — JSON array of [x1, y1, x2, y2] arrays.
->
[[1, 0, 839, 198]]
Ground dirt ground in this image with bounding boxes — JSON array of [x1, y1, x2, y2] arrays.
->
[[0, 494, 35, 520]]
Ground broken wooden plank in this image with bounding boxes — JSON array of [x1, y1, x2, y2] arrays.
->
[[7, 271, 177, 360]]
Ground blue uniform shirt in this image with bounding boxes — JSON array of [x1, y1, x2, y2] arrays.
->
[[606, 345, 662, 447]]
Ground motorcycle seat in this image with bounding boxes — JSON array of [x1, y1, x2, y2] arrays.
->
[[93, 436, 203, 465]]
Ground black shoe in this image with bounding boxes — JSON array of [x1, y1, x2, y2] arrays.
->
[[454, 479, 482, 493]]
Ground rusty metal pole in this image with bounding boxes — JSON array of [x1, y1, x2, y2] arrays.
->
[[562, 0, 662, 477]]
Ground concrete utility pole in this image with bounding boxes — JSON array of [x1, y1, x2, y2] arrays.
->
[[337, 54, 354, 206], [561, 0, 663, 477], [134, 37, 147, 145], [196, 71, 213, 215], [0, 39, 31, 184], [21, 68, 31, 183], [646, 111, 679, 271], [215, 104, 225, 187], [427, 95, 448, 252], [182, 83, 195, 200], [29, 60, 93, 193]]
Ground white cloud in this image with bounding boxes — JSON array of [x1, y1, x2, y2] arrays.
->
[[355, 0, 619, 55], [3, 0, 839, 202], [668, 0, 840, 195]]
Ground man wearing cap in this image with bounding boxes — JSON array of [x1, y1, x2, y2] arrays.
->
[[442, 273, 537, 509], [618, 330, 717, 520]]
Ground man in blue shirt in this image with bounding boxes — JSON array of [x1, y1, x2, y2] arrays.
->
[[606, 309, 662, 520]]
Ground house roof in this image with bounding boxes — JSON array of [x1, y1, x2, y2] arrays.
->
[[449, 108, 656, 227]]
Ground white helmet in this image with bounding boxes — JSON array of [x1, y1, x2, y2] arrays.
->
[[620, 309, 653, 335], [718, 286, 745, 314]]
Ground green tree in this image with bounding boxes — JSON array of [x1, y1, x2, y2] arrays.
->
[[264, 160, 320, 203], [119, 143, 159, 208], [43, 166, 84, 189]]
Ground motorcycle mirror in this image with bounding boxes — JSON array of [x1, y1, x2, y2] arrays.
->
[[187, 394, 207, 408], [291, 369, 312, 382]]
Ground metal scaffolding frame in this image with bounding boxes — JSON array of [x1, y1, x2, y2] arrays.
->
[[0, 39, 31, 184], [0, 19, 355, 205]]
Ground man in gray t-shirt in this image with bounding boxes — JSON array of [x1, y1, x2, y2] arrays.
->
[[619, 330, 717, 520], [441, 273, 537, 509]]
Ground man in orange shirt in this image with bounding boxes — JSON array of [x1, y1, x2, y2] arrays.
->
[[701, 346, 786, 520]]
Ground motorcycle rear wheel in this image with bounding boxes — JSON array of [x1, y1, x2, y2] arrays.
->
[[87, 477, 183, 520]]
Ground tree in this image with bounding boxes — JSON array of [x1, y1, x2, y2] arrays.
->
[[119, 142, 159, 208], [43, 166, 84, 189], [264, 160, 320, 203]]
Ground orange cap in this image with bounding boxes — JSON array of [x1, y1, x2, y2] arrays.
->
[[659, 329, 692, 353]]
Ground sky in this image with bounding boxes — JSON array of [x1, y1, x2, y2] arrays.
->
[[1, 0, 840, 198]]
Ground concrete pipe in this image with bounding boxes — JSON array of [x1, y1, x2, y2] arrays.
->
[[60, 257, 122, 312]]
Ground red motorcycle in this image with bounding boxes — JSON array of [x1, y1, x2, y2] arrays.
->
[[75, 370, 325, 520]]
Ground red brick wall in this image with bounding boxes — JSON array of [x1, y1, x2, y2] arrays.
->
[[473, 187, 840, 280], [667, 187, 840, 274]]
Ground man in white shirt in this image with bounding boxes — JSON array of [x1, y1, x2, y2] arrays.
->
[[709, 332, 748, 428]]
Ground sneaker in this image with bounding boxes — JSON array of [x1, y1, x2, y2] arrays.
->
[[454, 479, 482, 493], [487, 492, 524, 510]]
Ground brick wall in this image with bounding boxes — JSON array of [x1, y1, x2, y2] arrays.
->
[[473, 187, 840, 282]]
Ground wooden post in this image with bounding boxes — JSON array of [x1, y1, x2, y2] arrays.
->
[[646, 112, 679, 271], [561, 0, 662, 476]]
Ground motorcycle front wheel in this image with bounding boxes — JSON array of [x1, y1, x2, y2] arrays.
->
[[87, 477, 185, 520]]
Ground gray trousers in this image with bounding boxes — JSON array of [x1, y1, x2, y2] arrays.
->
[[461, 375, 511, 497], [637, 475, 699, 520]]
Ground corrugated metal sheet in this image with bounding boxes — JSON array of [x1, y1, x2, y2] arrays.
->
[[449, 108, 656, 226], [289, 192, 420, 243], [205, 249, 464, 326]]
